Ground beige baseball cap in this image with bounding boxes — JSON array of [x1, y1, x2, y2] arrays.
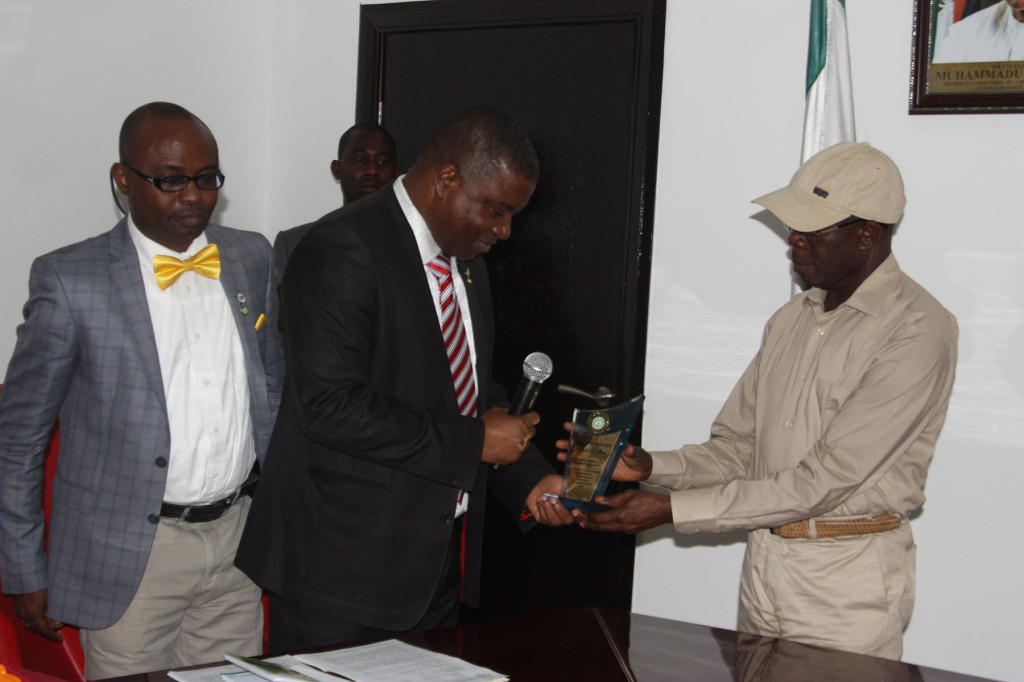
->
[[752, 141, 905, 232]]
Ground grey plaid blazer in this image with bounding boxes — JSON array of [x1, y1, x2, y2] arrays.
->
[[0, 219, 283, 629]]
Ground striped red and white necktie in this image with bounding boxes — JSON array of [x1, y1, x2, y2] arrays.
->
[[428, 252, 478, 417]]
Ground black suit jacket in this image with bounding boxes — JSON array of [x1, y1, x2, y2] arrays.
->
[[236, 184, 550, 630], [271, 221, 315, 283]]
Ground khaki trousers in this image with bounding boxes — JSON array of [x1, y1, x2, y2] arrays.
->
[[737, 524, 915, 660], [81, 496, 263, 679]]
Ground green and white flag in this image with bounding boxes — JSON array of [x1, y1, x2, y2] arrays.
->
[[801, 0, 855, 162]]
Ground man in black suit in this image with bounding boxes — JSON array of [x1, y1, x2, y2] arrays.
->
[[236, 107, 571, 651], [272, 123, 397, 277]]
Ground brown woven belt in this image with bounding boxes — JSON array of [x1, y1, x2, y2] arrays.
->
[[771, 513, 901, 539]]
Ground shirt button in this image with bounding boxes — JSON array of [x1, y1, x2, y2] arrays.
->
[[155, 457, 167, 468], [785, 420, 793, 428], [203, 379, 210, 386], [212, 427, 219, 434], [147, 514, 160, 525], [194, 332, 201, 340]]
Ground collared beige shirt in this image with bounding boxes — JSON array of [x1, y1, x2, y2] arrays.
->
[[649, 255, 958, 534]]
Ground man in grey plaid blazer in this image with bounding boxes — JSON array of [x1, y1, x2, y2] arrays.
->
[[0, 102, 283, 678]]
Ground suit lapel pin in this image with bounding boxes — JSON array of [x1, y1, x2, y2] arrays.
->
[[236, 292, 249, 316], [462, 266, 472, 285]]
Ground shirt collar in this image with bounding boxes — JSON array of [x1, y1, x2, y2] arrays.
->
[[127, 213, 209, 267], [805, 253, 901, 318], [393, 173, 444, 267]]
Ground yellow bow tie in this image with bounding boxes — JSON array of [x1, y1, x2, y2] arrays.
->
[[153, 243, 221, 290]]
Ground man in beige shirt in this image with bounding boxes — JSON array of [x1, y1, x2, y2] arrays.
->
[[563, 142, 958, 660]]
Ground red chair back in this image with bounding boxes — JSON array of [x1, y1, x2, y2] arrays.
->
[[0, 613, 23, 668]]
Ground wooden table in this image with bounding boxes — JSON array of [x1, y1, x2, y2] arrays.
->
[[104, 608, 995, 681]]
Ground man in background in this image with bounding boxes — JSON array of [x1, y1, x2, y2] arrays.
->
[[563, 142, 958, 660], [0, 102, 283, 678], [237, 107, 570, 652], [272, 123, 397, 276]]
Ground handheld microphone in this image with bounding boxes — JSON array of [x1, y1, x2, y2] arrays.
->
[[493, 352, 553, 471], [509, 352, 554, 415]]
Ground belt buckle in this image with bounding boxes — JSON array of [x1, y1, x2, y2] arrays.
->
[[181, 504, 210, 523], [176, 484, 248, 523], [181, 499, 223, 523]]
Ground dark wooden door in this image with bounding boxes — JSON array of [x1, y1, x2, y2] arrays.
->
[[357, 0, 664, 619]]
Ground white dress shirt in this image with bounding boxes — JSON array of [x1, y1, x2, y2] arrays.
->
[[394, 175, 476, 517], [128, 217, 255, 504]]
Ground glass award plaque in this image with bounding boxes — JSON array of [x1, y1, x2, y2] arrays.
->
[[559, 394, 644, 512]]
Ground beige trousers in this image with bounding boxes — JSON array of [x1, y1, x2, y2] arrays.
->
[[737, 524, 915, 660], [81, 496, 263, 679]]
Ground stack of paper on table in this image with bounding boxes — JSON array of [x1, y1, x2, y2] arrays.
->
[[168, 640, 508, 682]]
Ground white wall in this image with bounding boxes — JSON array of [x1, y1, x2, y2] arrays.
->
[[0, 0, 276, 362], [0, 2, 1020, 680]]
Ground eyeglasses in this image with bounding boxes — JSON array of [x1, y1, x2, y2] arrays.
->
[[788, 216, 864, 244], [122, 163, 225, 192]]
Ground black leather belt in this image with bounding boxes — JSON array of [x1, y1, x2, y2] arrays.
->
[[160, 473, 258, 523]]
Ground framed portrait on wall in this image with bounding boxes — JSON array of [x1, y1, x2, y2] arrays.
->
[[910, 0, 1024, 113]]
